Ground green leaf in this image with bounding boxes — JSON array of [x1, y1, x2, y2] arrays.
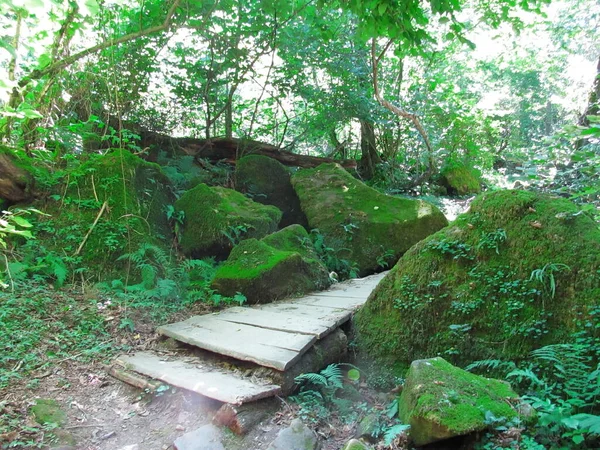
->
[[37, 53, 52, 69], [23, 0, 44, 9], [0, 39, 17, 59], [10, 216, 32, 228], [378, 3, 387, 15]]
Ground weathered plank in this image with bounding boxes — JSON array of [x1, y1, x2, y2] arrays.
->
[[311, 272, 388, 299], [291, 295, 368, 310], [158, 316, 315, 370], [216, 307, 332, 338], [117, 352, 281, 405], [259, 302, 352, 327]]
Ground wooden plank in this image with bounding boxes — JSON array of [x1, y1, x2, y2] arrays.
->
[[259, 302, 352, 327], [310, 272, 387, 298], [168, 316, 316, 352], [117, 352, 281, 405], [157, 317, 313, 371], [215, 307, 332, 338], [291, 295, 368, 310]]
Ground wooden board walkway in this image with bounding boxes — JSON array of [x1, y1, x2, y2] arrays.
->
[[114, 271, 387, 404]]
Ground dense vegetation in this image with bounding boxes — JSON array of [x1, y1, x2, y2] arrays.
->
[[0, 0, 598, 448]]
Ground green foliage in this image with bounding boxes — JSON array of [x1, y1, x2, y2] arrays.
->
[[529, 263, 571, 299], [469, 314, 600, 448], [310, 229, 359, 280], [0, 284, 112, 388]]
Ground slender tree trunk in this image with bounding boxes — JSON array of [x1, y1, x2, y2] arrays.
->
[[358, 119, 380, 179], [576, 55, 600, 149]]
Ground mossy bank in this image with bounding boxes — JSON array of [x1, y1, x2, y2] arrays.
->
[[354, 189, 600, 368]]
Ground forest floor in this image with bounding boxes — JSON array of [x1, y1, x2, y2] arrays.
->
[[0, 284, 396, 450]]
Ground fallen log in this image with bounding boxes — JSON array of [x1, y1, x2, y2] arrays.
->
[[212, 399, 278, 435], [139, 132, 358, 170]]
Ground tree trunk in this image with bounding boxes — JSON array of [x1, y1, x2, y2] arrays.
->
[[576, 56, 600, 149], [358, 119, 380, 179]]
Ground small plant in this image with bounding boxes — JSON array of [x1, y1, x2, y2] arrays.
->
[[376, 248, 396, 269], [310, 229, 358, 280], [426, 238, 475, 261], [222, 223, 251, 246], [529, 263, 570, 298], [477, 228, 507, 254]]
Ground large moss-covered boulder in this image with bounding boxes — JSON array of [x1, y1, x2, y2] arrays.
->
[[439, 161, 482, 196], [354, 190, 600, 367], [36, 149, 174, 273], [176, 183, 282, 258], [211, 224, 330, 303], [399, 358, 520, 446], [236, 155, 308, 228], [291, 163, 448, 276]]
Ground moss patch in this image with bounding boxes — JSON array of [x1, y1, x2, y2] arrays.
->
[[33, 149, 174, 278], [440, 161, 482, 196], [176, 183, 282, 259], [399, 357, 519, 446], [354, 189, 600, 367], [236, 155, 308, 228], [211, 224, 330, 303], [291, 163, 448, 276], [31, 398, 67, 426]]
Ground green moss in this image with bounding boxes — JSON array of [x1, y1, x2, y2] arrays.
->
[[211, 225, 329, 303], [176, 183, 281, 258], [291, 163, 448, 276], [399, 358, 518, 446], [236, 155, 307, 228], [31, 398, 67, 426], [440, 161, 482, 196], [33, 149, 174, 278], [355, 190, 600, 366]]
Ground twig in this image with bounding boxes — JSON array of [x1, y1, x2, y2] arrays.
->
[[74, 201, 108, 256], [3, 253, 14, 293], [65, 423, 106, 429]]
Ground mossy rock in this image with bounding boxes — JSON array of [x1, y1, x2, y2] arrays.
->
[[236, 155, 308, 228], [399, 357, 519, 446], [211, 224, 330, 303], [31, 398, 67, 426], [291, 163, 448, 276], [176, 183, 282, 259], [35, 149, 174, 276], [354, 190, 600, 367], [440, 162, 482, 196]]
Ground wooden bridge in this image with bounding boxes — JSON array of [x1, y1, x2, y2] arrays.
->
[[114, 272, 387, 405]]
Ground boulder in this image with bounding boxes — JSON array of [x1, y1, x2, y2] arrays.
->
[[211, 224, 330, 303], [399, 357, 520, 446], [341, 439, 372, 450], [36, 149, 174, 273], [439, 161, 482, 196], [291, 163, 448, 276], [236, 155, 308, 228], [176, 183, 282, 258], [266, 418, 318, 450], [173, 424, 224, 450], [354, 190, 600, 366]]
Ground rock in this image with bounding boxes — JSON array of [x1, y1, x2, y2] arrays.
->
[[291, 163, 448, 276], [439, 161, 482, 196], [173, 424, 225, 450], [341, 438, 372, 450], [176, 183, 282, 258], [35, 149, 174, 276], [399, 357, 520, 446], [31, 398, 67, 427], [211, 224, 330, 303], [236, 155, 308, 228], [266, 418, 317, 450], [354, 190, 600, 366], [355, 413, 379, 441]]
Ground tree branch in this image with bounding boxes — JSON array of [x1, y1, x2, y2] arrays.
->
[[17, 0, 182, 88]]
